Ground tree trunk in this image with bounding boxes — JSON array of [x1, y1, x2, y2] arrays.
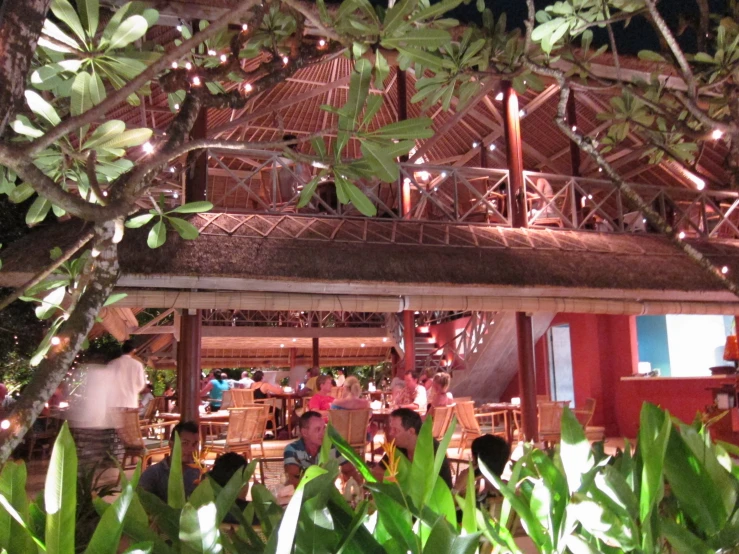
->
[[0, 0, 51, 136], [0, 223, 120, 463]]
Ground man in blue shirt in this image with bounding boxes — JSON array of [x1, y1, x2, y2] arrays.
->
[[138, 421, 201, 502], [283, 411, 358, 487]]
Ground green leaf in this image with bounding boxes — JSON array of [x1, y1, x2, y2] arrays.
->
[[45, 422, 78, 554], [342, 58, 373, 124], [167, 433, 185, 509], [178, 502, 221, 553], [147, 219, 166, 249], [396, 47, 456, 70], [39, 19, 81, 52], [637, 402, 671, 545], [9, 183, 35, 204], [660, 517, 713, 554], [25, 90, 61, 126], [560, 406, 593, 493], [167, 217, 199, 240], [71, 71, 93, 117], [89, 70, 106, 106], [360, 141, 398, 182], [343, 179, 377, 216], [0, 462, 38, 553], [297, 176, 320, 209], [83, 120, 126, 150], [25, 196, 52, 226], [374, 49, 390, 90], [368, 117, 434, 140], [95, 128, 153, 149], [51, 0, 87, 43], [412, 0, 464, 22], [383, 0, 416, 36], [107, 15, 149, 50], [382, 29, 451, 49], [103, 292, 128, 307], [11, 116, 44, 138], [84, 466, 138, 554], [125, 213, 155, 229], [422, 515, 480, 554], [79, 0, 99, 37], [638, 50, 668, 62], [167, 201, 213, 214]]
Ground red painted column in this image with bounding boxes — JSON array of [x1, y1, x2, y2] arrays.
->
[[504, 81, 538, 441], [403, 310, 416, 374], [177, 310, 202, 423]]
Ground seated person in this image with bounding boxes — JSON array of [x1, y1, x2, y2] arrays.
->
[[208, 452, 250, 523], [300, 367, 321, 397], [283, 411, 358, 488], [394, 371, 427, 414], [372, 408, 452, 489], [139, 384, 155, 417], [453, 434, 511, 503], [138, 421, 201, 502], [201, 371, 231, 411], [331, 376, 370, 410], [308, 375, 335, 411], [250, 370, 283, 398], [428, 372, 453, 409]]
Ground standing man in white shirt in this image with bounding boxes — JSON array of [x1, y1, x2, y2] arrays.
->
[[107, 340, 146, 409], [238, 371, 254, 389]]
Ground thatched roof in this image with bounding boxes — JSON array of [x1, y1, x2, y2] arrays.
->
[[3, 215, 739, 305]]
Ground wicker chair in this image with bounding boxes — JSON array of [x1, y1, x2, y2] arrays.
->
[[429, 405, 455, 441], [455, 401, 507, 450], [573, 398, 596, 427], [117, 409, 174, 468], [538, 401, 567, 446], [328, 409, 371, 457], [231, 389, 255, 407], [203, 406, 266, 459], [140, 396, 166, 424], [252, 399, 278, 433]]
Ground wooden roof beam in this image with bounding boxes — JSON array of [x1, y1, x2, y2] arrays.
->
[[202, 327, 391, 339]]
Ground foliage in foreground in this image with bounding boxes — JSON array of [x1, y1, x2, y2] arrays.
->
[[3, 404, 739, 553]]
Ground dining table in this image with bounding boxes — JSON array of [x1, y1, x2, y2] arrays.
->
[[158, 410, 231, 444], [477, 402, 519, 443]]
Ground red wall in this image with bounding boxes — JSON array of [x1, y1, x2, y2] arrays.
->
[[427, 317, 470, 367]]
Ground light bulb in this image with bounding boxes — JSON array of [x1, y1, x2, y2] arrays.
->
[[173, 192, 179, 199], [319, 39, 326, 47], [360, 343, 366, 348], [712, 129, 724, 140], [142, 141, 154, 154], [495, 92, 503, 101], [678, 231, 686, 239], [282, 56, 289, 65], [192, 76, 201, 86], [0, 420, 9, 430], [176, 25, 182, 32], [242, 23, 248, 31], [722, 266, 729, 274], [472, 141, 479, 148], [171, 62, 178, 69], [571, 125, 577, 131], [51, 336, 61, 346], [220, 54, 228, 62], [173, 103, 180, 110], [244, 83, 253, 92], [185, 62, 192, 70], [519, 109, 526, 117], [488, 144, 496, 151], [208, 49, 216, 56]]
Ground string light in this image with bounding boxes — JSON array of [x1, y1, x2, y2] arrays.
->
[[51, 336, 61, 346], [142, 141, 154, 154], [318, 39, 326, 47], [360, 343, 366, 348], [0, 420, 9, 430], [712, 129, 724, 140], [519, 109, 526, 117], [173, 103, 180, 110], [169, 166, 175, 173], [173, 192, 179, 199], [495, 92, 504, 101], [242, 23, 248, 31], [191, 76, 201, 86], [571, 125, 577, 131], [280, 343, 284, 348], [208, 49, 216, 56], [244, 83, 253, 93], [472, 141, 479, 148], [678, 231, 686, 239], [185, 62, 192, 70], [171, 62, 178, 69], [220, 54, 228, 62], [282, 56, 289, 65], [722, 266, 729, 274], [176, 24, 183, 32], [489, 144, 496, 151]]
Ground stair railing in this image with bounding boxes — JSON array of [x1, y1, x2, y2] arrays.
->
[[419, 312, 496, 374]]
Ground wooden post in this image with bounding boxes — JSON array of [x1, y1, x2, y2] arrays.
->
[[185, 107, 208, 203], [312, 337, 319, 369], [397, 69, 411, 217], [502, 81, 527, 228], [177, 310, 202, 423], [566, 92, 583, 223], [177, 104, 207, 422], [403, 310, 416, 374], [504, 81, 538, 442]]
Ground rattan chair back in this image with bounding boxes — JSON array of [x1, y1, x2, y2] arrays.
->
[[328, 409, 370, 455], [430, 405, 455, 441]]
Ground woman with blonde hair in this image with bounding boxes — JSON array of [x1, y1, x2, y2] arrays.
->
[[429, 371, 453, 409], [330, 376, 370, 410]]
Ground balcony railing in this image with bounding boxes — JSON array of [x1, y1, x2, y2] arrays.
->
[[204, 148, 739, 240]]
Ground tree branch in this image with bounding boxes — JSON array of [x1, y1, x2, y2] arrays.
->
[[0, 221, 119, 463], [0, 228, 95, 312], [23, 0, 263, 156]]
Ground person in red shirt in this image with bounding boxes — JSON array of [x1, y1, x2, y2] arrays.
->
[[308, 375, 334, 411]]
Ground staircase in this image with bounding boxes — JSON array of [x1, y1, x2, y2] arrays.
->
[[414, 327, 441, 372], [450, 312, 556, 403]]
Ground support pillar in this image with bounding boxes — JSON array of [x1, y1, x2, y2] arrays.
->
[[397, 69, 411, 217], [504, 80, 538, 442], [185, 107, 208, 203], [403, 310, 416, 374], [516, 313, 538, 442], [177, 310, 202, 423], [566, 92, 583, 222], [312, 337, 319, 369]]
